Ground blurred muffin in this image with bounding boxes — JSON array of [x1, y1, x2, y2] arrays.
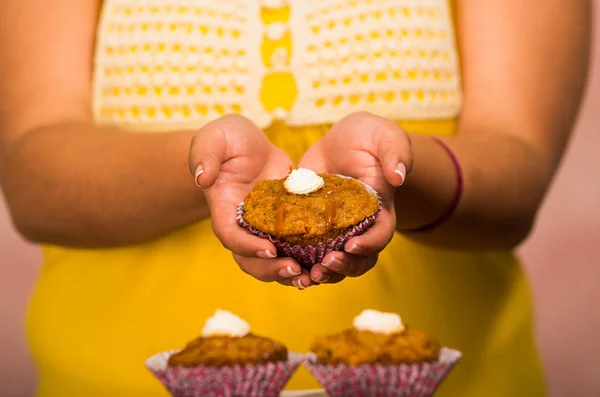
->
[[311, 309, 441, 365], [146, 310, 301, 397], [168, 310, 287, 367], [305, 309, 462, 397]]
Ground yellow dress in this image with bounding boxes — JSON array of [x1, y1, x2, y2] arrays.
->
[[26, 1, 547, 396]]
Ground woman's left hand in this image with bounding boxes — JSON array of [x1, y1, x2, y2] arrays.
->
[[299, 112, 413, 285]]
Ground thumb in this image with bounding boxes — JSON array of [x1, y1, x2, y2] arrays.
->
[[297, 143, 329, 174], [374, 121, 413, 187], [188, 118, 229, 189]]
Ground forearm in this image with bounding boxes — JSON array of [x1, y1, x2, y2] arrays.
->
[[395, 132, 555, 249], [1, 121, 208, 247]]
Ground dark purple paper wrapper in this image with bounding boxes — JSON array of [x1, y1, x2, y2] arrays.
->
[[305, 347, 462, 397], [146, 350, 304, 397], [237, 176, 382, 268]]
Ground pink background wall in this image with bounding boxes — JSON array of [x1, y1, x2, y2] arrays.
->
[[1, 8, 599, 397]]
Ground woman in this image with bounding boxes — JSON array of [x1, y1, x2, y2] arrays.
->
[[0, 0, 590, 395]]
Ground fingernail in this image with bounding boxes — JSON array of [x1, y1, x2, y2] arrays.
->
[[346, 244, 360, 254], [257, 249, 277, 259], [312, 272, 330, 283], [322, 257, 342, 271], [322, 257, 335, 267], [279, 265, 301, 278], [292, 279, 305, 290], [311, 271, 321, 282], [194, 165, 205, 187], [394, 162, 406, 185]]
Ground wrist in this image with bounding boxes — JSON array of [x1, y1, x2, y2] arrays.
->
[[394, 135, 461, 232]]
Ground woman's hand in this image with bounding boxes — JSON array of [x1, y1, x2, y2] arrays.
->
[[189, 115, 312, 288], [299, 112, 413, 285]]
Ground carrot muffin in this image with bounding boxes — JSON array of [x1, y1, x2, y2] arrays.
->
[[305, 309, 461, 397], [241, 168, 379, 247], [168, 309, 287, 367], [146, 310, 302, 397], [311, 309, 441, 365]]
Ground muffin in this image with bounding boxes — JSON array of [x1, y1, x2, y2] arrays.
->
[[305, 309, 462, 397], [167, 334, 288, 368], [237, 168, 381, 266], [146, 309, 302, 397]]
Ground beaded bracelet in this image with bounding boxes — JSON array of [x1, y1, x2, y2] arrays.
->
[[404, 137, 463, 233]]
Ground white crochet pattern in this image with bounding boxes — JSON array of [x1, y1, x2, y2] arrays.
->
[[93, 0, 269, 131], [287, 0, 462, 126], [93, 0, 462, 130]]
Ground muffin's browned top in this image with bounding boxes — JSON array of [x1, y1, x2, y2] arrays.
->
[[311, 328, 441, 366], [242, 174, 379, 246], [168, 334, 288, 367]]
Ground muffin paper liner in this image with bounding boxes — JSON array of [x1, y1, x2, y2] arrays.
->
[[146, 350, 304, 397], [304, 347, 462, 397], [237, 176, 382, 268]]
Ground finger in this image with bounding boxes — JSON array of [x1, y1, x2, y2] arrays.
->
[[290, 270, 314, 290], [188, 114, 259, 188], [210, 200, 279, 259], [344, 211, 396, 256], [372, 120, 413, 187], [320, 251, 379, 277], [310, 263, 346, 284], [188, 121, 226, 189], [277, 278, 296, 287], [260, 146, 296, 180], [276, 269, 314, 289], [233, 253, 303, 282], [297, 144, 330, 174]]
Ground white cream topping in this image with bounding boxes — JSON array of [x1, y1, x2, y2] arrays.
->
[[284, 168, 324, 195], [201, 309, 250, 338], [353, 309, 405, 335]]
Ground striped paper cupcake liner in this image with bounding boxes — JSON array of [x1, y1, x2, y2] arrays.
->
[[304, 347, 462, 397], [146, 350, 304, 397]]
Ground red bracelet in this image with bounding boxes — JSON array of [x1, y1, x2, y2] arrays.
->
[[404, 137, 463, 233]]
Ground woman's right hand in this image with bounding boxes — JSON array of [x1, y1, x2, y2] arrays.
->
[[188, 114, 312, 289]]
